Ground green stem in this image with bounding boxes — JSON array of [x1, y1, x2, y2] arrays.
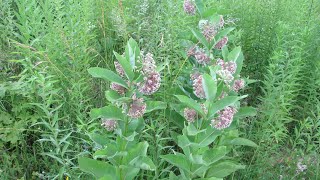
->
[[119, 106, 129, 180]]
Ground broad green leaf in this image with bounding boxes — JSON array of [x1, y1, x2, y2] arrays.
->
[[186, 123, 206, 136], [123, 166, 140, 180], [89, 133, 109, 147], [190, 28, 209, 48], [202, 73, 217, 101], [205, 161, 245, 178], [195, 0, 204, 16], [129, 156, 156, 171], [197, 127, 221, 147], [175, 95, 204, 116], [203, 146, 227, 165], [235, 107, 257, 118], [105, 90, 121, 103], [230, 138, 258, 147], [125, 38, 140, 69], [161, 153, 191, 172], [126, 141, 149, 163], [211, 27, 235, 49], [78, 157, 116, 179], [88, 67, 128, 88], [235, 52, 244, 76], [145, 101, 167, 113], [227, 47, 241, 62], [91, 105, 123, 120], [221, 46, 229, 60], [114, 51, 134, 81], [98, 176, 114, 180], [208, 96, 247, 118]]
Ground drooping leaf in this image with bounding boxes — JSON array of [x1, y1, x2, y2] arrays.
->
[[114, 51, 134, 81], [78, 157, 116, 179], [202, 73, 217, 101], [91, 105, 123, 120], [88, 67, 128, 88]]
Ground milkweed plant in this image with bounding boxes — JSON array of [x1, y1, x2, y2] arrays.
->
[[161, 1, 257, 179], [78, 1, 257, 179], [79, 39, 166, 179]]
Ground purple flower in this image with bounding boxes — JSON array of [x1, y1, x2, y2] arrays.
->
[[202, 23, 217, 41], [110, 83, 126, 95], [211, 106, 237, 130], [216, 59, 237, 84], [127, 95, 147, 119], [232, 79, 245, 92], [215, 36, 228, 49], [139, 71, 161, 95], [191, 72, 206, 99], [194, 48, 211, 65], [183, 0, 196, 15], [114, 61, 126, 78], [142, 52, 156, 75], [183, 108, 197, 123], [101, 119, 118, 131]]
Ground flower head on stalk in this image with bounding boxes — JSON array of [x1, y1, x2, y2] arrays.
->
[[215, 36, 228, 50], [194, 48, 211, 65], [139, 71, 161, 95], [101, 118, 118, 131], [191, 72, 206, 99], [114, 61, 126, 78], [183, 0, 196, 15], [110, 83, 126, 95], [183, 108, 197, 123], [127, 94, 147, 119], [211, 106, 237, 130], [232, 79, 245, 92]]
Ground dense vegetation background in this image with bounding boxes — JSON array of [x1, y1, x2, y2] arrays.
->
[[0, 0, 319, 179]]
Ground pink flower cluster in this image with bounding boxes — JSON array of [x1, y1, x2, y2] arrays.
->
[[183, 0, 196, 15], [139, 52, 161, 95], [101, 118, 118, 131], [232, 79, 245, 92], [191, 72, 206, 99], [194, 48, 211, 65], [216, 59, 237, 84], [201, 16, 225, 42], [114, 61, 126, 78], [183, 104, 207, 123], [215, 36, 228, 50], [110, 83, 126, 95], [211, 106, 237, 130], [127, 94, 147, 119]]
